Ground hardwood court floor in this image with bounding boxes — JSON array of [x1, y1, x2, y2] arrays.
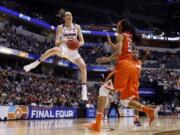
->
[[0, 117, 180, 135]]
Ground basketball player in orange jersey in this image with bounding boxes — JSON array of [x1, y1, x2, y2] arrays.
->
[[84, 19, 155, 131], [107, 32, 150, 126], [23, 9, 88, 101]]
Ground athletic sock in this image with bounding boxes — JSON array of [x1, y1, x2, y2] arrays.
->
[[82, 84, 87, 91], [96, 112, 103, 126], [141, 105, 153, 114]]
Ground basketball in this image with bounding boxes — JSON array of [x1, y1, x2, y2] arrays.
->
[[67, 39, 80, 50]]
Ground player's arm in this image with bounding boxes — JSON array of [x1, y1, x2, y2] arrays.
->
[[141, 48, 150, 64], [96, 34, 124, 63], [106, 33, 116, 50], [107, 35, 123, 61], [106, 34, 123, 61], [76, 24, 84, 46], [105, 70, 116, 82], [55, 25, 68, 46]]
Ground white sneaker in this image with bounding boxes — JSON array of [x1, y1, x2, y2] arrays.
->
[[23, 61, 40, 72], [82, 89, 88, 101]]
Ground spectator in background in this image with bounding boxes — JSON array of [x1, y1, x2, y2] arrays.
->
[[86, 100, 95, 108]]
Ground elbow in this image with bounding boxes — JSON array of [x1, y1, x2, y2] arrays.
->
[[80, 41, 84, 46]]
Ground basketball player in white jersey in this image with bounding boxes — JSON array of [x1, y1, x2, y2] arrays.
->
[[23, 9, 88, 101]]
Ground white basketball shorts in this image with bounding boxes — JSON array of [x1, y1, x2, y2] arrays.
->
[[59, 45, 81, 62]]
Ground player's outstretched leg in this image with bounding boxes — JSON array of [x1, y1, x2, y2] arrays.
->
[[73, 58, 88, 101], [127, 100, 156, 126], [23, 47, 60, 72]]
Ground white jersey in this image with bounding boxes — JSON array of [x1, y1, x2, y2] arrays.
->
[[61, 24, 78, 48], [58, 23, 81, 62]]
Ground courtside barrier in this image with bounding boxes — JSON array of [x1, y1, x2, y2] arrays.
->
[[0, 106, 77, 121]]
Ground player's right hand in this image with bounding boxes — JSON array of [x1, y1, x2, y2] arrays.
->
[[56, 39, 71, 47], [96, 57, 110, 64], [62, 39, 71, 44], [107, 33, 113, 46]]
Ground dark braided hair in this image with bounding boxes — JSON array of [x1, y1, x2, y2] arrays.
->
[[117, 19, 142, 43]]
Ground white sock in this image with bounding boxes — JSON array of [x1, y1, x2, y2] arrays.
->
[[82, 84, 88, 100], [82, 84, 87, 92]]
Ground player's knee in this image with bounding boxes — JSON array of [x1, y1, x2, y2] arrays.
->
[[120, 99, 130, 107], [99, 85, 110, 97], [79, 61, 86, 70], [46, 49, 54, 54], [81, 63, 86, 69]]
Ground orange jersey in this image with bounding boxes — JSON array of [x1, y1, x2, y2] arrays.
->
[[112, 32, 143, 100], [113, 58, 142, 100], [118, 32, 133, 61]]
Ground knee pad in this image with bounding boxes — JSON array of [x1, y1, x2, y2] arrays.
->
[[99, 85, 110, 97], [121, 99, 130, 107]]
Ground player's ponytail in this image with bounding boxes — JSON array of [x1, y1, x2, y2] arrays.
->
[[58, 8, 66, 18]]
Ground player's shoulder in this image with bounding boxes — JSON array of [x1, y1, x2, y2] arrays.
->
[[116, 33, 124, 41], [74, 24, 81, 29], [122, 32, 132, 37], [57, 24, 64, 30]]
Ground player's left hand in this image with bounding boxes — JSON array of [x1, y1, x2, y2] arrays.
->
[[107, 33, 113, 45], [96, 57, 110, 64]]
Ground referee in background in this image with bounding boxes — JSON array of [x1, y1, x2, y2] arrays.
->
[[108, 91, 120, 118]]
